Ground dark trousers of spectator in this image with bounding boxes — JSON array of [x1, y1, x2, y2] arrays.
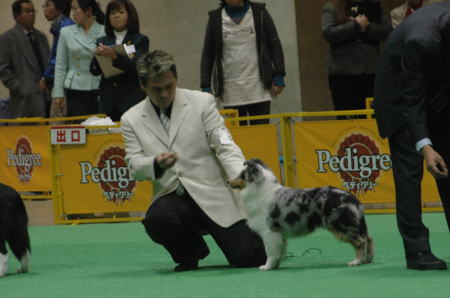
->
[[142, 191, 266, 268], [65, 89, 99, 117], [388, 103, 450, 256], [224, 101, 271, 125], [328, 74, 374, 119]]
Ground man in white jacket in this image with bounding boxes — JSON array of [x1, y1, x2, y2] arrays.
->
[[121, 50, 266, 271]]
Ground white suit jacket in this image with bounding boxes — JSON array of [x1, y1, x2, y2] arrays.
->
[[121, 88, 246, 227]]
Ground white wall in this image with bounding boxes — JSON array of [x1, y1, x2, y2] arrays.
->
[[0, 0, 301, 113]]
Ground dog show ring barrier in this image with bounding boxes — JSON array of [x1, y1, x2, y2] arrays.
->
[[0, 102, 443, 224], [224, 100, 442, 214]]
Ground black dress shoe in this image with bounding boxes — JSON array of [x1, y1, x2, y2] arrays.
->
[[406, 251, 447, 270], [174, 261, 198, 272]]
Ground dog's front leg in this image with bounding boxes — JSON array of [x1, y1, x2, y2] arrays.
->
[[0, 252, 7, 277], [259, 230, 285, 271]]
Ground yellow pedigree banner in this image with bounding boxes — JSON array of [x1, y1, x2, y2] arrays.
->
[[57, 133, 152, 214], [0, 126, 52, 191], [294, 119, 440, 204], [230, 124, 281, 181]]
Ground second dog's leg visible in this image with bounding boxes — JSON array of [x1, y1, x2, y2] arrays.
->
[[17, 250, 30, 274], [259, 230, 285, 270], [0, 240, 8, 277], [0, 253, 7, 277]]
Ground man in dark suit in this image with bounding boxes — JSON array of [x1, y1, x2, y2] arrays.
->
[[374, 2, 450, 270], [0, 0, 50, 118]]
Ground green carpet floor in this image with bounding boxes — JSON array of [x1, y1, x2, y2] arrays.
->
[[1, 213, 449, 298]]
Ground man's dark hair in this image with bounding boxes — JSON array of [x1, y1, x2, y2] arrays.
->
[[12, 0, 32, 17], [138, 50, 177, 87], [104, 0, 140, 37], [50, 0, 71, 17]]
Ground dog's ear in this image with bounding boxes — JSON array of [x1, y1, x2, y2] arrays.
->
[[249, 158, 267, 169]]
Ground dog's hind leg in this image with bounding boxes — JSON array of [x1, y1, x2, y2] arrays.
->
[[7, 224, 31, 274], [348, 236, 367, 266], [365, 236, 374, 264], [0, 240, 8, 277], [259, 230, 286, 271], [329, 230, 367, 266]]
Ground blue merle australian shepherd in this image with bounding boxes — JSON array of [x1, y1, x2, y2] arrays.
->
[[0, 183, 30, 277], [228, 159, 374, 270]]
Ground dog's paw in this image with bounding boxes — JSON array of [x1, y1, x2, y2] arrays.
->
[[347, 259, 362, 266], [16, 267, 29, 274], [0, 254, 7, 277], [259, 264, 273, 271]]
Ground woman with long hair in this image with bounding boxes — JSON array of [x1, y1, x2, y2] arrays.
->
[[322, 0, 392, 119]]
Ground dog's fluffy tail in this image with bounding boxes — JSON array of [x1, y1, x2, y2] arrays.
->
[[358, 215, 368, 237]]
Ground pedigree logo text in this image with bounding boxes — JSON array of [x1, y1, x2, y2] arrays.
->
[[5, 136, 42, 183], [316, 133, 392, 195], [79, 146, 136, 205]]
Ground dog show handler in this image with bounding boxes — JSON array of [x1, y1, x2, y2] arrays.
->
[[120, 50, 266, 272]]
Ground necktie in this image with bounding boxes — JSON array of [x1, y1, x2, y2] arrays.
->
[[159, 108, 185, 196], [159, 109, 170, 133], [27, 31, 45, 74]]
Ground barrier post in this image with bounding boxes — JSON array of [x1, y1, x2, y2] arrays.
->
[[280, 115, 295, 187]]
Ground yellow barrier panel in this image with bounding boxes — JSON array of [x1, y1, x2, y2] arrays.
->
[[51, 130, 152, 223], [229, 124, 280, 181], [0, 114, 107, 196], [226, 110, 443, 213], [294, 119, 441, 212], [0, 125, 52, 191]]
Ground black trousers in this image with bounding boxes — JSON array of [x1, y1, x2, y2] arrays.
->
[[142, 191, 266, 267], [328, 74, 374, 119], [224, 101, 271, 125], [65, 89, 99, 117], [388, 104, 450, 255]]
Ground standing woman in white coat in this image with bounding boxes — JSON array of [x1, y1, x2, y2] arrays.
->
[[52, 0, 105, 117]]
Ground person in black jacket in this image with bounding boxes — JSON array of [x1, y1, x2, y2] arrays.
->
[[322, 0, 392, 119], [90, 0, 149, 121], [200, 0, 285, 125], [373, 2, 450, 271]]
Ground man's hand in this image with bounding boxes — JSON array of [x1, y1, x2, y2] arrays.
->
[[51, 97, 67, 117], [421, 145, 448, 179], [156, 152, 178, 170], [270, 84, 285, 97], [39, 78, 48, 94]]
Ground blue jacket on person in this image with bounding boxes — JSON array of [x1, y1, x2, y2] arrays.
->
[[43, 15, 74, 88]]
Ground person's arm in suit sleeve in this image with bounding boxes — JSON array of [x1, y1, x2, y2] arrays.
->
[[321, 3, 361, 45], [401, 41, 448, 178], [400, 41, 430, 145], [0, 33, 20, 94], [112, 35, 149, 74], [52, 27, 69, 99], [200, 15, 215, 92], [203, 95, 245, 179], [121, 115, 158, 181]]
